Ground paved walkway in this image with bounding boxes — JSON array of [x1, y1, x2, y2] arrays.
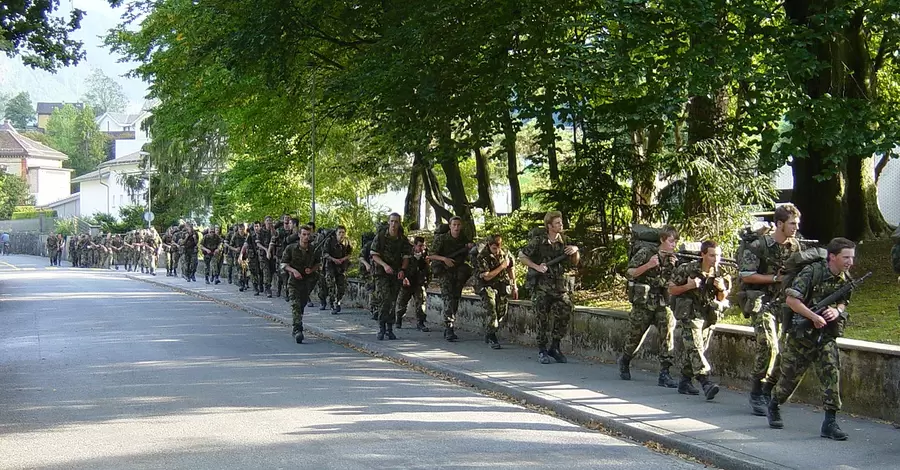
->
[[128, 272, 900, 470]]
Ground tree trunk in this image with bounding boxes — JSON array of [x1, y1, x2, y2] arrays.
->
[[629, 124, 664, 224], [403, 153, 423, 230], [501, 108, 522, 211], [473, 147, 495, 215], [791, 151, 844, 241], [684, 90, 728, 218], [539, 83, 559, 184]]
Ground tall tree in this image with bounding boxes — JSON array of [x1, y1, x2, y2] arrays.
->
[[4, 92, 35, 128], [45, 105, 109, 177], [0, 173, 34, 219], [0, 0, 85, 71], [81, 68, 129, 116]]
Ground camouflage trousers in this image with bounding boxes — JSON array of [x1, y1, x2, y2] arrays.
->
[[439, 275, 466, 328], [679, 315, 715, 378], [752, 307, 783, 384], [48, 248, 58, 265], [327, 272, 347, 305], [395, 284, 426, 325], [204, 253, 221, 278], [362, 272, 379, 316], [288, 277, 314, 329], [260, 256, 275, 289], [141, 248, 156, 272], [774, 333, 842, 411], [317, 268, 329, 304], [622, 303, 676, 367], [183, 249, 198, 278], [172, 250, 182, 273], [247, 256, 260, 288], [532, 290, 573, 349], [374, 275, 402, 324], [480, 286, 509, 335]]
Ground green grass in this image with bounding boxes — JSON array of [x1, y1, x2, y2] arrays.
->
[[840, 238, 900, 344]]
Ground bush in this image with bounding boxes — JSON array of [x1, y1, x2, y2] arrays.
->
[[54, 218, 78, 236], [11, 209, 56, 219]]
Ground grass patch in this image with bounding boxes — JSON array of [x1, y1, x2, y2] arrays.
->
[[841, 238, 900, 344]]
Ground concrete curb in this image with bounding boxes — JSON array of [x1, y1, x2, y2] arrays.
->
[[128, 274, 790, 470]]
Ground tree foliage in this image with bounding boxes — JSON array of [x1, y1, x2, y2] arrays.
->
[[0, 173, 35, 219], [45, 104, 109, 177], [3, 92, 35, 128], [0, 0, 85, 71], [82, 68, 129, 116]]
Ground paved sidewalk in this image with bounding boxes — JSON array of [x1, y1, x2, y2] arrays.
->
[[128, 273, 900, 470]]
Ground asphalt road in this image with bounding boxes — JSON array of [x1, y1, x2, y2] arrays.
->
[[0, 254, 700, 469]]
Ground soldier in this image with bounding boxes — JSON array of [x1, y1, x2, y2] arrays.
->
[[230, 223, 249, 291], [370, 213, 410, 341], [739, 204, 802, 415], [243, 221, 262, 294], [518, 210, 580, 364], [668, 240, 730, 400], [46, 233, 59, 266], [395, 236, 431, 332], [429, 216, 474, 342], [146, 228, 160, 275], [257, 216, 276, 297], [474, 234, 518, 349], [160, 227, 175, 276], [110, 233, 123, 270], [172, 222, 185, 277], [359, 231, 378, 319], [223, 224, 236, 284], [324, 225, 353, 314], [68, 235, 77, 267], [281, 224, 321, 344], [201, 224, 224, 284], [270, 219, 289, 297], [181, 222, 199, 282], [313, 228, 332, 309], [617, 226, 679, 387], [767, 238, 856, 441]]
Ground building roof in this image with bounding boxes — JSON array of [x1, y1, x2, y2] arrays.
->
[[0, 121, 69, 160], [97, 112, 147, 128], [70, 169, 104, 184], [98, 150, 146, 169], [36, 102, 84, 115], [45, 193, 81, 207]]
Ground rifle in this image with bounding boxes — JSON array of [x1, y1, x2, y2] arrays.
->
[[792, 271, 872, 342], [525, 251, 575, 287], [676, 252, 739, 268], [431, 245, 472, 276]]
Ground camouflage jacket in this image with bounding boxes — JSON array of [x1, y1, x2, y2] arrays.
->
[[201, 232, 222, 253], [371, 231, 410, 276], [401, 251, 430, 287], [739, 234, 800, 299], [430, 232, 472, 271], [785, 260, 851, 338], [670, 260, 729, 315], [628, 246, 677, 302], [281, 242, 320, 281], [182, 230, 198, 250], [325, 237, 353, 274], [474, 246, 515, 290], [520, 231, 574, 294], [46, 235, 59, 250]]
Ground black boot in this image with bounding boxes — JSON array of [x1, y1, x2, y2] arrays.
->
[[487, 332, 501, 349], [275, 287, 281, 298], [292, 325, 304, 344], [395, 318, 402, 329], [416, 320, 430, 332], [254, 283, 260, 296], [618, 355, 631, 380], [266, 288, 272, 298], [320, 301, 328, 311], [444, 327, 458, 342], [821, 410, 848, 440], [377, 323, 386, 341], [386, 324, 397, 340], [658, 367, 678, 388], [749, 378, 767, 416], [548, 340, 567, 363], [538, 348, 552, 364], [761, 381, 774, 406], [214, 276, 220, 285], [678, 375, 700, 395], [698, 375, 720, 400], [767, 398, 784, 429], [205, 274, 210, 284]]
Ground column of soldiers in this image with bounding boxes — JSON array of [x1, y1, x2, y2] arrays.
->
[[616, 204, 859, 440], [62, 229, 160, 273]]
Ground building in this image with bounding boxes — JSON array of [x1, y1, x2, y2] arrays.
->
[[70, 150, 148, 217], [94, 100, 156, 160], [0, 121, 73, 206], [36, 102, 84, 131]]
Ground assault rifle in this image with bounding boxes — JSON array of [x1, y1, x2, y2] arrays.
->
[[676, 252, 739, 268], [525, 251, 575, 287], [430, 245, 472, 277], [792, 271, 872, 342]]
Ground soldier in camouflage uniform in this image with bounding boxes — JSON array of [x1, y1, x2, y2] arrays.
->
[[46, 233, 60, 266], [161, 227, 175, 276], [67, 236, 76, 267], [230, 223, 249, 291], [474, 234, 518, 349], [371, 213, 410, 341], [519, 211, 580, 364], [270, 219, 289, 296], [325, 225, 353, 314], [429, 216, 473, 342], [359, 232, 378, 319], [739, 204, 802, 415], [767, 238, 856, 441], [281, 225, 321, 344], [395, 236, 430, 332], [173, 222, 186, 277], [618, 225, 679, 387], [243, 221, 262, 293], [257, 216, 276, 297], [181, 222, 199, 281], [201, 224, 223, 284], [669, 240, 730, 400]]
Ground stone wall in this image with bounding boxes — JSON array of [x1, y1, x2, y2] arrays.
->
[[345, 279, 900, 423]]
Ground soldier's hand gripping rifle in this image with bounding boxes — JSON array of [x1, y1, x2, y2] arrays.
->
[[793, 271, 872, 342], [430, 245, 472, 276], [525, 251, 576, 287]]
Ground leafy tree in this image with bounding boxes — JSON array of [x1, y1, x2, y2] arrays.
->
[[4, 92, 35, 128], [45, 104, 109, 177], [0, 0, 85, 71], [81, 68, 129, 116], [0, 173, 35, 219], [119, 205, 148, 230]]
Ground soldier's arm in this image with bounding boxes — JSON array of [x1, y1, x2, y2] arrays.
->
[[517, 238, 542, 270], [627, 248, 657, 279], [668, 265, 699, 296], [739, 241, 777, 285]]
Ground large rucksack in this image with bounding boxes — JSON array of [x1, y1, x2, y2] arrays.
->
[[777, 246, 827, 328], [735, 225, 772, 291], [629, 224, 661, 260]]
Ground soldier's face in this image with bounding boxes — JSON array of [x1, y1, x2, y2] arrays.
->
[[253, 223, 260, 231], [489, 240, 502, 255], [285, 220, 293, 231], [413, 241, 425, 254], [829, 248, 855, 273], [300, 229, 310, 244], [703, 246, 722, 265], [547, 217, 563, 234], [778, 217, 800, 238], [265, 217, 273, 228], [388, 215, 401, 235], [337, 228, 346, 241], [660, 236, 677, 252], [450, 220, 462, 237]]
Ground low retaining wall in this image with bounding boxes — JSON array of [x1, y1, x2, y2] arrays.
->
[[345, 279, 900, 423]]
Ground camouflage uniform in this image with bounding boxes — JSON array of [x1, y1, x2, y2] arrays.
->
[[230, 230, 249, 290], [256, 226, 275, 293], [172, 228, 184, 276], [622, 246, 677, 370], [430, 232, 472, 330], [474, 245, 515, 338], [670, 261, 728, 382], [202, 230, 223, 282], [739, 235, 801, 387], [46, 235, 59, 266], [245, 229, 261, 292], [371, 230, 410, 335], [773, 261, 850, 413], [325, 236, 352, 311], [312, 232, 331, 307], [182, 229, 199, 281], [271, 225, 286, 295], [520, 232, 575, 352], [395, 249, 429, 328], [360, 238, 378, 318], [281, 240, 320, 340]]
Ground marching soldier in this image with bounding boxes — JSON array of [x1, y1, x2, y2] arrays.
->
[[370, 213, 409, 341], [281, 224, 321, 344], [324, 225, 353, 314], [395, 236, 430, 331], [429, 216, 473, 342], [474, 234, 518, 349]]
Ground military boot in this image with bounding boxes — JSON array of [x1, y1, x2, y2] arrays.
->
[[821, 410, 848, 440], [749, 378, 767, 416], [487, 332, 501, 350], [761, 381, 774, 406], [767, 399, 784, 429], [618, 355, 631, 380], [334, 303, 341, 314], [214, 276, 221, 285], [698, 375, 720, 400], [548, 340, 567, 363], [254, 284, 260, 296], [205, 274, 210, 284], [266, 288, 272, 298], [416, 321, 430, 332], [444, 327, 458, 342], [377, 323, 386, 341], [292, 325, 304, 344], [678, 375, 700, 395], [537, 349, 552, 364], [658, 367, 678, 388], [275, 286, 281, 298], [386, 324, 397, 340], [320, 302, 329, 311]]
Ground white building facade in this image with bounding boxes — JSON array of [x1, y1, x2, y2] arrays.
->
[[0, 121, 73, 206], [71, 151, 147, 217]]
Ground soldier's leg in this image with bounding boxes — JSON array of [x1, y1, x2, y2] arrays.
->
[[755, 309, 783, 400], [212, 253, 222, 282], [621, 305, 653, 361], [336, 273, 347, 309], [262, 258, 273, 294], [496, 290, 509, 333], [413, 286, 427, 326], [532, 290, 551, 352], [204, 255, 213, 282], [249, 258, 261, 293], [654, 305, 676, 367], [317, 270, 328, 307], [439, 277, 456, 329], [814, 339, 842, 412], [395, 286, 413, 325], [480, 287, 498, 336], [288, 279, 309, 342], [547, 293, 573, 362], [772, 336, 815, 407]]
